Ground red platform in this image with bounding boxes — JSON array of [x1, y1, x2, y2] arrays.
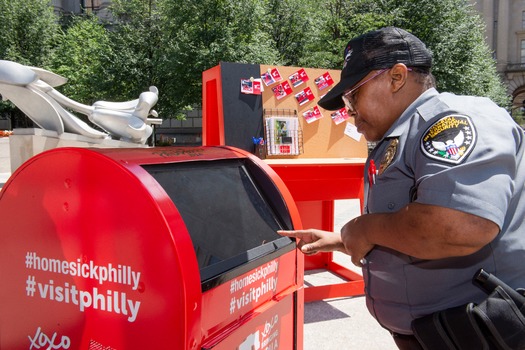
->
[[265, 159, 366, 302]]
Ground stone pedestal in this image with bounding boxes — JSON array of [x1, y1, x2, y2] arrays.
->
[[9, 128, 148, 172]]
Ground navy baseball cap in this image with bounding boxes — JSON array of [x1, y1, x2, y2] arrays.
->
[[318, 27, 432, 111]]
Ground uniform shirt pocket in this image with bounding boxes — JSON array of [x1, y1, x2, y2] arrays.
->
[[367, 178, 413, 213]]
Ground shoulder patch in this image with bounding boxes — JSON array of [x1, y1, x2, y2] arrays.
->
[[421, 114, 476, 164]]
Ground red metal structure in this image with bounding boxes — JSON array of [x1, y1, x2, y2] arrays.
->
[[265, 159, 365, 302], [202, 62, 366, 302], [0, 146, 304, 350]]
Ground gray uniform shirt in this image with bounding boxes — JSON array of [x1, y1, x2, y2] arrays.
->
[[362, 88, 525, 334]]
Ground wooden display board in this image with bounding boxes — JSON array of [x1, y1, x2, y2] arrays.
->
[[260, 64, 367, 159]]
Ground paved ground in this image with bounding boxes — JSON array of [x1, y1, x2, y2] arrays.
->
[[0, 137, 396, 349], [303, 200, 396, 349]]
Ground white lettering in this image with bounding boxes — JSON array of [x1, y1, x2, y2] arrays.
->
[[128, 300, 141, 322], [26, 253, 143, 323], [132, 271, 141, 291], [27, 253, 142, 289], [28, 326, 71, 350], [35, 281, 141, 323]]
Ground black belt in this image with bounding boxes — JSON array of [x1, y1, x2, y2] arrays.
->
[[391, 332, 423, 350]]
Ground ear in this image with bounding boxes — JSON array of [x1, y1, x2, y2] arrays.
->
[[389, 63, 409, 93]]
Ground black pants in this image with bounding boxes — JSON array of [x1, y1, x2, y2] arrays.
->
[[392, 333, 424, 350]]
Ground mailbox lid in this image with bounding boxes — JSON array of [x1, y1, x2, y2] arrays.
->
[[143, 156, 296, 289]]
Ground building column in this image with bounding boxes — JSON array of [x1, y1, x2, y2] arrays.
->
[[496, 0, 510, 72]]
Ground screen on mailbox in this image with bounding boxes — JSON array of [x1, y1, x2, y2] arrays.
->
[[143, 159, 293, 285]]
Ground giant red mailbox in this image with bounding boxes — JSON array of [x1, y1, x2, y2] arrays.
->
[[0, 146, 304, 350]]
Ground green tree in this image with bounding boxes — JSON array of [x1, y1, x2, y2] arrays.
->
[[0, 0, 510, 127], [305, 0, 508, 107], [264, 0, 321, 66], [158, 0, 279, 117], [0, 0, 60, 66], [300, 0, 401, 69], [49, 15, 113, 105], [102, 0, 161, 102], [387, 0, 509, 107], [0, 0, 61, 127]]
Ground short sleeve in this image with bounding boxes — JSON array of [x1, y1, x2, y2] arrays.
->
[[414, 114, 520, 228]]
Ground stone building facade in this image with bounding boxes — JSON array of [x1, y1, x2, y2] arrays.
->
[[470, 0, 525, 116]]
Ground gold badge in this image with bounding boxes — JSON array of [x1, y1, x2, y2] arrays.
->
[[379, 138, 398, 175]]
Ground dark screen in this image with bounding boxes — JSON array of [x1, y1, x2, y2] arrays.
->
[[143, 159, 291, 281]]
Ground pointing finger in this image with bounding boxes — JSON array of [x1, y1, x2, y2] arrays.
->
[[277, 230, 310, 239]]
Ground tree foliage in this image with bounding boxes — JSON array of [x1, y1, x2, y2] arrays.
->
[[264, 0, 319, 66], [157, 0, 279, 117], [0, 0, 512, 121], [303, 0, 509, 107], [0, 0, 60, 66], [386, 0, 509, 106], [301, 0, 403, 69], [101, 0, 161, 102], [0, 0, 61, 126], [50, 16, 112, 104]]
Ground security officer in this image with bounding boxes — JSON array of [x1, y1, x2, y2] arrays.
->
[[278, 27, 525, 349]]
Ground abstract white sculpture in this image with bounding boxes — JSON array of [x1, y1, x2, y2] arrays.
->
[[0, 60, 161, 144]]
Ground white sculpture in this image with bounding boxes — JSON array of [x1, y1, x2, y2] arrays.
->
[[0, 60, 161, 144]]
